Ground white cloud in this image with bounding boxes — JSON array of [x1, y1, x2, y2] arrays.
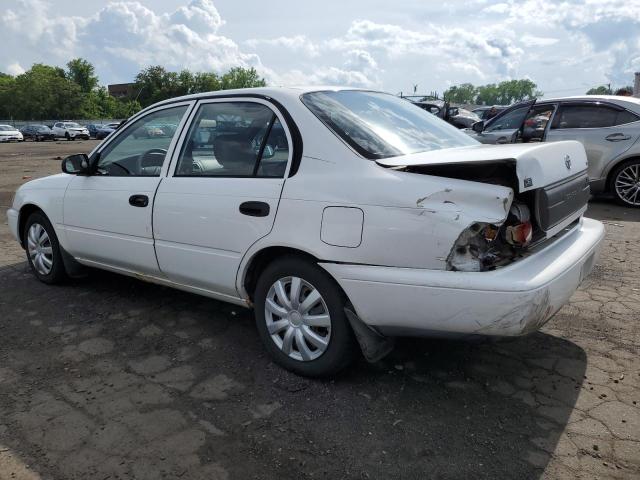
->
[[5, 62, 25, 76], [0, 0, 260, 82], [0, 0, 639, 95], [245, 35, 320, 57]]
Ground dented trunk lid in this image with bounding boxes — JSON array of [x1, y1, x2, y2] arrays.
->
[[376, 140, 588, 193]]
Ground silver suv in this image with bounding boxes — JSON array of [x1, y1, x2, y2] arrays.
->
[[468, 96, 640, 207]]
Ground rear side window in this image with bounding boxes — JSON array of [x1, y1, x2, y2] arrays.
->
[[551, 104, 640, 129], [175, 102, 289, 178]]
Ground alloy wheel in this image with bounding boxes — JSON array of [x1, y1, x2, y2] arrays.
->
[[27, 223, 54, 275], [614, 163, 640, 206], [264, 276, 332, 362]]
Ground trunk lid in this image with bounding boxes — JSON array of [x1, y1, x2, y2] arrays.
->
[[376, 140, 587, 193]]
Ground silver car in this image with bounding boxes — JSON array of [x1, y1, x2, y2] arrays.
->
[[468, 96, 640, 207]]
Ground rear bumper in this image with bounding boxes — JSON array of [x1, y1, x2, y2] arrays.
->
[[321, 217, 605, 337]]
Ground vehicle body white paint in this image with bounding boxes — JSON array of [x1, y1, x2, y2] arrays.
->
[[7, 86, 604, 339]]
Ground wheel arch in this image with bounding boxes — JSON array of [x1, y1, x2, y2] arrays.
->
[[240, 246, 322, 302], [605, 155, 640, 192], [18, 203, 46, 248]]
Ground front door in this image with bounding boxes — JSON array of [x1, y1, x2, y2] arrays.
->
[[475, 100, 536, 144], [153, 99, 292, 297], [62, 103, 191, 274]]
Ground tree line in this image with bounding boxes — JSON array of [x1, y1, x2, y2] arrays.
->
[[443, 79, 542, 105], [0, 58, 267, 121]]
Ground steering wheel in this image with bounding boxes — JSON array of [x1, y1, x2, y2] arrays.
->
[[137, 148, 167, 174]]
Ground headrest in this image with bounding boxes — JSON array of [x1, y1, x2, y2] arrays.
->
[[213, 134, 257, 175]]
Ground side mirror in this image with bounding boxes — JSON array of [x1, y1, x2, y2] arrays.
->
[[472, 121, 485, 133], [62, 153, 90, 175]]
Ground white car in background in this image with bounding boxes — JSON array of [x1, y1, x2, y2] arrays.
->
[[7, 87, 604, 376], [0, 124, 23, 142], [51, 121, 90, 141]]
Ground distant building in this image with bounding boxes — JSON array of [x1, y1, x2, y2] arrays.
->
[[108, 83, 136, 99]]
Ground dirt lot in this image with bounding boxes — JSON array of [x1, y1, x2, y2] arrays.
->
[[1, 141, 639, 480]]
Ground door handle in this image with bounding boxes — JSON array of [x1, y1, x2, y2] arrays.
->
[[605, 133, 631, 142], [129, 194, 149, 207], [239, 201, 270, 217]]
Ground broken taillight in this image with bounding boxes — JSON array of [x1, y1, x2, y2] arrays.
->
[[446, 201, 534, 272]]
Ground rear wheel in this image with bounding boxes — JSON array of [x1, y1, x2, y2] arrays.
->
[[611, 159, 640, 207], [65, 132, 70, 141], [23, 212, 67, 284], [254, 256, 355, 377]]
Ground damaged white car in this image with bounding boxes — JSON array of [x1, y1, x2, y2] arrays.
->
[[6, 87, 604, 376]]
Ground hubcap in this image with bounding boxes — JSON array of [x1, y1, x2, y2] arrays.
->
[[264, 276, 331, 362], [615, 164, 640, 206], [27, 223, 53, 275]]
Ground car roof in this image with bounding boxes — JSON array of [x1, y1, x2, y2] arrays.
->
[[149, 85, 366, 108], [540, 94, 640, 105]]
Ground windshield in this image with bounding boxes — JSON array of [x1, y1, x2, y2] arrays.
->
[[0, 126, 14, 131], [65, 122, 82, 128], [301, 90, 477, 159]]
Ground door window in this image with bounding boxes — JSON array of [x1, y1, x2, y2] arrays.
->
[[551, 104, 640, 129], [521, 104, 556, 142], [175, 102, 289, 178], [95, 105, 188, 177], [484, 106, 530, 132]]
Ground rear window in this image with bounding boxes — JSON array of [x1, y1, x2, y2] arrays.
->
[[301, 90, 477, 159]]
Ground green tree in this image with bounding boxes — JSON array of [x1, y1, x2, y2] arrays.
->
[[134, 66, 266, 108], [220, 67, 266, 90], [444, 83, 477, 104], [476, 79, 541, 105], [66, 58, 99, 93], [8, 64, 84, 119], [586, 85, 610, 95]]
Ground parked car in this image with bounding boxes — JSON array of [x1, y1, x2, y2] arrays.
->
[[0, 124, 23, 142], [472, 105, 508, 120], [467, 96, 640, 207], [404, 97, 480, 129], [20, 125, 55, 142], [95, 122, 121, 140], [7, 87, 604, 376], [52, 122, 90, 141], [85, 124, 101, 138]]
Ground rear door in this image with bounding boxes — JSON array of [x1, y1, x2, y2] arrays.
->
[[153, 98, 293, 297], [474, 100, 536, 144], [545, 101, 640, 180]]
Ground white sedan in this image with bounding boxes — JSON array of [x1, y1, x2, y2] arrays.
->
[[6, 87, 604, 376], [0, 124, 23, 142]]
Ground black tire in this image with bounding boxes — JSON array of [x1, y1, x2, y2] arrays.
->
[[610, 159, 640, 208], [254, 256, 356, 377], [65, 132, 71, 141], [23, 211, 67, 284]]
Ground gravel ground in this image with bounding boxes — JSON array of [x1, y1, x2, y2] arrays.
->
[[0, 141, 639, 480]]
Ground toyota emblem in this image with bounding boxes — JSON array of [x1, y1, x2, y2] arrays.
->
[[564, 155, 572, 170]]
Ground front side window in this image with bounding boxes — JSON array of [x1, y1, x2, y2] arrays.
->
[[301, 90, 477, 159], [175, 102, 289, 177], [551, 104, 640, 129], [95, 105, 188, 177], [484, 106, 530, 132]]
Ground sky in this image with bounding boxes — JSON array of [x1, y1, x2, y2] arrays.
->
[[1, 0, 639, 98]]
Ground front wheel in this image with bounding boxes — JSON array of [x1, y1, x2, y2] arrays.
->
[[611, 159, 640, 207], [23, 212, 67, 284], [254, 257, 355, 377]]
